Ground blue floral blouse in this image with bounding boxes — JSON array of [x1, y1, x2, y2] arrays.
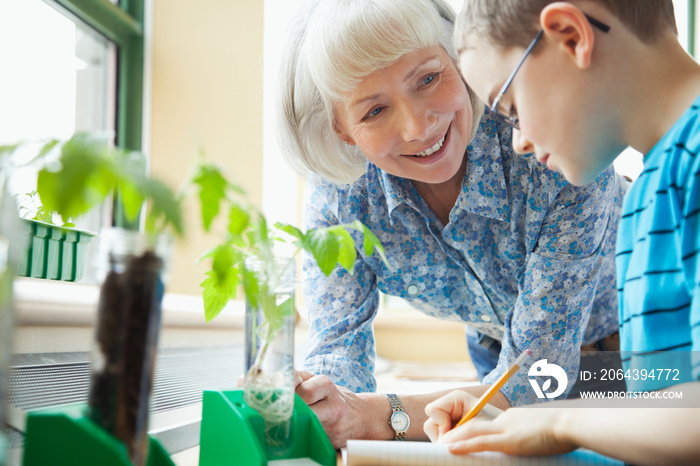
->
[[300, 111, 627, 406]]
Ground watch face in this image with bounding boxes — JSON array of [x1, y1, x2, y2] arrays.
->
[[391, 411, 410, 432]]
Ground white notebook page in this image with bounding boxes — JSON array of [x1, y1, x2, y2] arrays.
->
[[345, 440, 624, 466]]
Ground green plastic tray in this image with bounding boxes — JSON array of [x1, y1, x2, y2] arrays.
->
[[22, 405, 174, 466], [199, 389, 336, 466], [16, 218, 96, 282]]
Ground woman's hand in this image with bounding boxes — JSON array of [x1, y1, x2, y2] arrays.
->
[[426, 392, 576, 457], [294, 370, 370, 449]]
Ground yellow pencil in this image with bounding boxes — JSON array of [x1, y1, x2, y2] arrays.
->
[[453, 349, 533, 429]]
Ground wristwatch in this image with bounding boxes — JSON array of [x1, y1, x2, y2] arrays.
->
[[386, 393, 410, 440]]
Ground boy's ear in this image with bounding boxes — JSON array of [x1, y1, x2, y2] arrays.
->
[[540, 2, 596, 69]]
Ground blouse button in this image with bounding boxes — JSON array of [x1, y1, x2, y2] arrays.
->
[[407, 285, 418, 295], [480, 314, 492, 322]]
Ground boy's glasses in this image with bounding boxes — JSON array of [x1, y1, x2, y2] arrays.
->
[[490, 14, 611, 130]]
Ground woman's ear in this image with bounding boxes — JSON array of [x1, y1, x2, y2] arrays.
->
[[540, 2, 596, 69], [333, 121, 356, 146]]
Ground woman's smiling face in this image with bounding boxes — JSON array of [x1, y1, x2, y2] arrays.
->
[[333, 45, 473, 185]]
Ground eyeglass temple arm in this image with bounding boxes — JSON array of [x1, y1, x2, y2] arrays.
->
[[585, 14, 610, 33], [492, 30, 544, 108]]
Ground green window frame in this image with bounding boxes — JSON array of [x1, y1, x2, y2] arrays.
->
[[49, 0, 145, 227], [51, 0, 145, 152]]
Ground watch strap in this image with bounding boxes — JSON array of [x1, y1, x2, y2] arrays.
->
[[386, 393, 407, 440]]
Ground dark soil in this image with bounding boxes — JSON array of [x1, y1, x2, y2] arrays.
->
[[88, 249, 164, 466]]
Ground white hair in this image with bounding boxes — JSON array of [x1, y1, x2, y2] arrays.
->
[[276, 0, 484, 185]]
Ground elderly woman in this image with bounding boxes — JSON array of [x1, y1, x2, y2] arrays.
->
[[277, 0, 626, 448]]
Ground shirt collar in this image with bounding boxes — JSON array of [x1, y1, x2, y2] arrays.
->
[[373, 166, 419, 215]]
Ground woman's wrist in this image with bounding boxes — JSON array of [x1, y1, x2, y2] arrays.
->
[[356, 392, 395, 440]]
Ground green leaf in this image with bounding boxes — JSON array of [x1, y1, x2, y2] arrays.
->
[[112, 149, 147, 223], [277, 296, 295, 317], [255, 215, 270, 244], [302, 228, 339, 276], [348, 219, 389, 265], [276, 222, 303, 241], [33, 139, 60, 163], [196, 246, 218, 264], [32, 207, 54, 224], [263, 294, 288, 339], [0, 144, 18, 159], [329, 226, 357, 274], [241, 263, 261, 309], [139, 177, 184, 235], [228, 203, 250, 236], [211, 244, 240, 279], [258, 284, 278, 324], [200, 270, 239, 322], [249, 215, 272, 258], [193, 163, 228, 231], [37, 135, 116, 221], [117, 179, 145, 222]]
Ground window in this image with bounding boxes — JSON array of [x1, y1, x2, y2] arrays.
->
[[0, 0, 145, 283]]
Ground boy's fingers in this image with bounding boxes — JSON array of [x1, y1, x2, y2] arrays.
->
[[438, 419, 501, 445], [423, 418, 440, 442], [423, 405, 453, 440], [447, 433, 507, 455], [425, 391, 476, 438]]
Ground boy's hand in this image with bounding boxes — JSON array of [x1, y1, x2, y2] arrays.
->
[[424, 390, 501, 442], [433, 406, 577, 457]]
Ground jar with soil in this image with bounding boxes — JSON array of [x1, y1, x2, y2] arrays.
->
[[87, 227, 171, 466], [243, 256, 296, 459]]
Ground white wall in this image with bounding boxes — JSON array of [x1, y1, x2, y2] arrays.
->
[[262, 0, 305, 237]]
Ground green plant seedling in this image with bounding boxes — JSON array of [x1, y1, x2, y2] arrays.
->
[[191, 159, 390, 380], [34, 133, 183, 236]]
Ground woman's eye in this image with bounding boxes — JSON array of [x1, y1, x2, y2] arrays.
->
[[364, 106, 383, 120], [420, 73, 438, 86]]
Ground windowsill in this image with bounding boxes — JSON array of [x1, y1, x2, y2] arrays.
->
[[12, 277, 245, 353], [9, 277, 247, 461], [295, 302, 469, 364]]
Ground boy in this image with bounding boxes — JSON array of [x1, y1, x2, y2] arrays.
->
[[423, 1, 700, 464]]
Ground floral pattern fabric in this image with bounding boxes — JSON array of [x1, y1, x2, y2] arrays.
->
[[300, 110, 627, 406]]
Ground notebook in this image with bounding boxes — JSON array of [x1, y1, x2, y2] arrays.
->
[[344, 440, 624, 466]]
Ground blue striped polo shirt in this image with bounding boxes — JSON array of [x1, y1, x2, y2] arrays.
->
[[616, 94, 700, 392]]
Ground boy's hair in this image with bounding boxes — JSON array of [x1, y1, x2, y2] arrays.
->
[[455, 0, 677, 51], [276, 0, 484, 185]]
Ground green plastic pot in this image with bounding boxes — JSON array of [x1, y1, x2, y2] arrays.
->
[[16, 218, 96, 282]]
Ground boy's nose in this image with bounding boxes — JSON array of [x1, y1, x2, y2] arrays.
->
[[511, 128, 534, 154]]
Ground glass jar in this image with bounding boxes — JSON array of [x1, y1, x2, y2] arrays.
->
[[87, 227, 171, 466], [243, 256, 296, 458]]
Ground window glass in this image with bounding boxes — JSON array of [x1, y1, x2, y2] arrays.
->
[[0, 0, 118, 283]]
